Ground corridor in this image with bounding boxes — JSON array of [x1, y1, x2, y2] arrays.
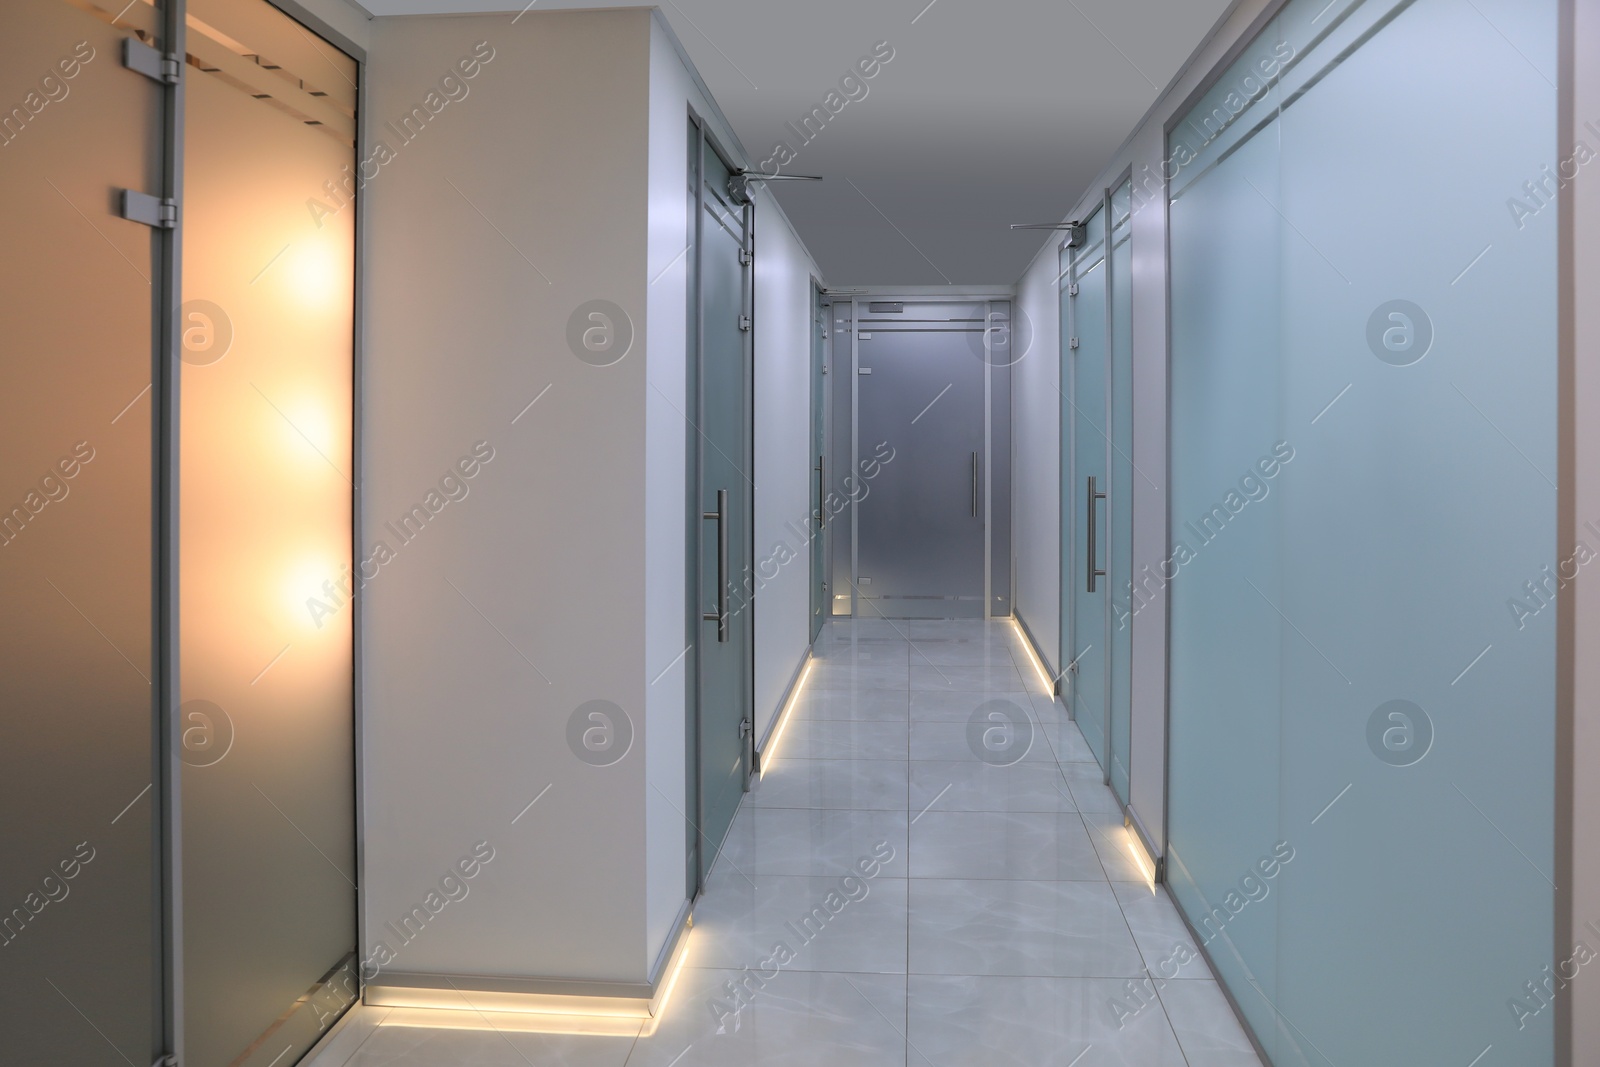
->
[[308, 620, 1259, 1066]]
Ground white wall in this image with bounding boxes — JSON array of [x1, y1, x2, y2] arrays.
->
[[362, 9, 656, 985], [1011, 241, 1060, 676], [1009, 0, 1277, 855], [750, 195, 821, 744], [280, 0, 372, 54]]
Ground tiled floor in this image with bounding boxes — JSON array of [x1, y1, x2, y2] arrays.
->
[[307, 619, 1262, 1067]]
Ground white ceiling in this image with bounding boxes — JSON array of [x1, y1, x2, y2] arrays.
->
[[352, 0, 1238, 287]]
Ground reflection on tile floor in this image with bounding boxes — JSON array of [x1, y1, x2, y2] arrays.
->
[[307, 619, 1262, 1067]]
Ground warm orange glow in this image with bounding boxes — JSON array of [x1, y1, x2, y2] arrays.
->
[[1009, 619, 1056, 695], [1122, 825, 1157, 893], [284, 239, 346, 309]]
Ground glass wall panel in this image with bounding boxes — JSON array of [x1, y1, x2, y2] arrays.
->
[[180, 0, 358, 1062], [1167, 1, 1557, 1063], [0, 2, 164, 1063]]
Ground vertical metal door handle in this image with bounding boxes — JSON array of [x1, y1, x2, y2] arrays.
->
[[971, 452, 979, 517], [702, 488, 729, 642], [816, 456, 825, 530], [1086, 475, 1107, 592]]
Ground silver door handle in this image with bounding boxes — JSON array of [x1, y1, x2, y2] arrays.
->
[[1086, 475, 1106, 592], [815, 456, 825, 530], [702, 488, 728, 642], [971, 452, 979, 517]]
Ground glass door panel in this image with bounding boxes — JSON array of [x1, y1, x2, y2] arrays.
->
[[810, 287, 827, 641], [694, 139, 753, 888], [0, 2, 164, 1063], [1067, 207, 1108, 768], [855, 303, 987, 620], [180, 0, 358, 1061]]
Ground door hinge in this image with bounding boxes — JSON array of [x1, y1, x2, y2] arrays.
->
[[1069, 337, 1080, 350], [738, 314, 751, 332], [739, 718, 753, 740], [123, 37, 181, 84], [151, 1056, 178, 1067], [1069, 282, 1079, 297], [738, 248, 752, 266], [119, 190, 177, 229]]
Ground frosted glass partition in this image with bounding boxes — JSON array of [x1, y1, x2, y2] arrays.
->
[[1106, 181, 1133, 806], [180, 0, 358, 1061], [1166, 0, 1557, 1064], [0, 2, 164, 1062]]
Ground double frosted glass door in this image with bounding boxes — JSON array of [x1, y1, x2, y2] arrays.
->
[[0, 2, 165, 1062], [1167, 0, 1558, 1063], [1, 1, 358, 1063], [693, 134, 753, 889], [1061, 188, 1132, 804]]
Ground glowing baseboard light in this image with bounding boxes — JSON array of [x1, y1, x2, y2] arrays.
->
[[760, 656, 814, 768], [1009, 619, 1057, 697], [1122, 823, 1158, 893], [369, 925, 696, 1036]]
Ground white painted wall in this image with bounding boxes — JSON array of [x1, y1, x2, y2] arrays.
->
[[750, 196, 821, 744], [1008, 0, 1277, 855], [361, 9, 656, 985], [280, 0, 372, 54], [1011, 241, 1060, 677]]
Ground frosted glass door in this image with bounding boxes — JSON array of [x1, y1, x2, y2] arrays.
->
[[1167, 0, 1558, 1063], [1066, 208, 1108, 768], [694, 138, 753, 888], [0, 2, 164, 1063], [180, 1, 358, 1062], [1106, 181, 1133, 805]]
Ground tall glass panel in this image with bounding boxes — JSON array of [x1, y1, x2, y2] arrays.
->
[[180, 1, 358, 1062], [694, 137, 754, 887], [810, 286, 827, 641], [1064, 207, 1108, 767], [0, 2, 163, 1063], [1167, 0, 1557, 1063], [1106, 181, 1133, 805]]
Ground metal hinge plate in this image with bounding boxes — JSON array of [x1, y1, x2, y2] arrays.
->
[[1069, 337, 1080, 350], [123, 37, 181, 84], [738, 248, 752, 266], [739, 718, 753, 739], [120, 189, 177, 229], [738, 314, 751, 332], [1069, 283, 1079, 297]]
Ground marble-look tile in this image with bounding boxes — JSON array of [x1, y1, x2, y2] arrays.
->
[[910, 662, 1029, 693], [790, 688, 909, 722], [773, 718, 907, 760], [627, 968, 908, 1067], [809, 661, 910, 692], [907, 619, 1011, 643], [1065, 761, 1124, 813], [909, 642, 1022, 667], [906, 975, 1189, 1066], [342, 1019, 638, 1066], [1109, 881, 1212, 981], [816, 618, 910, 641], [1157, 980, 1264, 1066], [751, 758, 909, 810], [910, 689, 1033, 722], [910, 760, 1077, 814], [693, 868, 908, 974], [809, 642, 909, 667], [717, 808, 909, 877], [910, 718, 1054, 763], [909, 811, 1105, 881], [908, 879, 1145, 978]]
